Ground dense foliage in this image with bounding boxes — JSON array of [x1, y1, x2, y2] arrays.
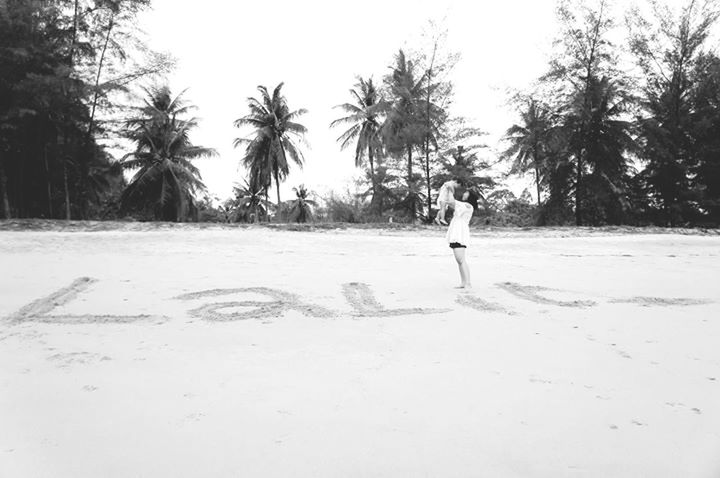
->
[[0, 0, 173, 220]]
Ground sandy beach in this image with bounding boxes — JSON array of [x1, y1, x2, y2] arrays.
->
[[1, 224, 719, 477]]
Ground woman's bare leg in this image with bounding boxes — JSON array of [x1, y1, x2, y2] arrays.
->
[[452, 248, 471, 288]]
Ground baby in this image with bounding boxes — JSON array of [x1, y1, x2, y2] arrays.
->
[[435, 180, 459, 226]]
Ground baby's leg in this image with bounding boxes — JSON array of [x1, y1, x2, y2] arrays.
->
[[436, 200, 448, 225], [437, 200, 446, 219]]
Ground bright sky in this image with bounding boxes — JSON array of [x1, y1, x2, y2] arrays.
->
[[133, 0, 568, 202]]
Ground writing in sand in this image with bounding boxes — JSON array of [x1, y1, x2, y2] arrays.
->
[[3, 277, 713, 324]]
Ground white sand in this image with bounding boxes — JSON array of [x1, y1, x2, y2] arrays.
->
[[1, 226, 719, 477]]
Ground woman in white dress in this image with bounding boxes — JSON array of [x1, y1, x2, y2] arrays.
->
[[444, 185, 480, 289]]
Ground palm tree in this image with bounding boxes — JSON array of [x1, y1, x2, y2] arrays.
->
[[435, 145, 495, 194], [229, 178, 271, 223], [503, 99, 554, 207], [287, 184, 316, 223], [330, 77, 384, 206], [358, 164, 399, 215], [233, 83, 307, 219], [120, 86, 216, 221], [382, 50, 430, 220]]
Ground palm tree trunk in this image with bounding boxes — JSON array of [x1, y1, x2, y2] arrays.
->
[[265, 190, 270, 222], [534, 163, 541, 207], [87, 13, 114, 140], [63, 161, 71, 220], [425, 53, 435, 224], [406, 144, 413, 185], [0, 156, 11, 219], [68, 0, 80, 67], [575, 152, 583, 226], [425, 136, 432, 223], [44, 145, 53, 218], [274, 172, 281, 222], [368, 143, 376, 210], [407, 145, 414, 220]]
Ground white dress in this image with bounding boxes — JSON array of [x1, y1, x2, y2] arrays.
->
[[446, 201, 474, 246], [436, 182, 454, 208]]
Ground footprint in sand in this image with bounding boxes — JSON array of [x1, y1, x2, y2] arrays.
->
[[615, 349, 632, 359], [182, 412, 205, 423], [47, 352, 105, 368], [666, 402, 702, 415]]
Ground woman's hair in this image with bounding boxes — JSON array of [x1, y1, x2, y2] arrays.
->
[[453, 187, 479, 210], [464, 189, 480, 210]]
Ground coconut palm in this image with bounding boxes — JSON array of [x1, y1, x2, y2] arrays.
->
[[434, 145, 495, 194], [229, 178, 272, 223], [287, 184, 316, 223], [330, 77, 384, 205], [233, 83, 307, 218], [358, 164, 399, 215], [503, 99, 554, 207], [120, 86, 216, 221]]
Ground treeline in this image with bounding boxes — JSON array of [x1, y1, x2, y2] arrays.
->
[[3, 0, 719, 227]]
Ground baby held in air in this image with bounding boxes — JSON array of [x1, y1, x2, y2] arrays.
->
[[435, 180, 459, 226]]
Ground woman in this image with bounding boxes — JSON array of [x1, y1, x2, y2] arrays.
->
[[444, 184, 480, 289]]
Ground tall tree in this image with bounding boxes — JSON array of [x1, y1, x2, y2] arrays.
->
[[330, 77, 384, 208], [382, 50, 428, 220], [628, 0, 720, 225], [543, 0, 620, 225], [0, 0, 96, 219], [233, 83, 307, 218], [564, 75, 637, 224], [691, 52, 720, 223], [120, 86, 216, 221], [416, 22, 457, 223]]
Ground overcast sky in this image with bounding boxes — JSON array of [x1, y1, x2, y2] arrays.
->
[[133, 0, 648, 202]]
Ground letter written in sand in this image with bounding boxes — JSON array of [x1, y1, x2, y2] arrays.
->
[[342, 282, 451, 317], [173, 287, 336, 321], [496, 282, 597, 308], [5, 277, 164, 324]]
